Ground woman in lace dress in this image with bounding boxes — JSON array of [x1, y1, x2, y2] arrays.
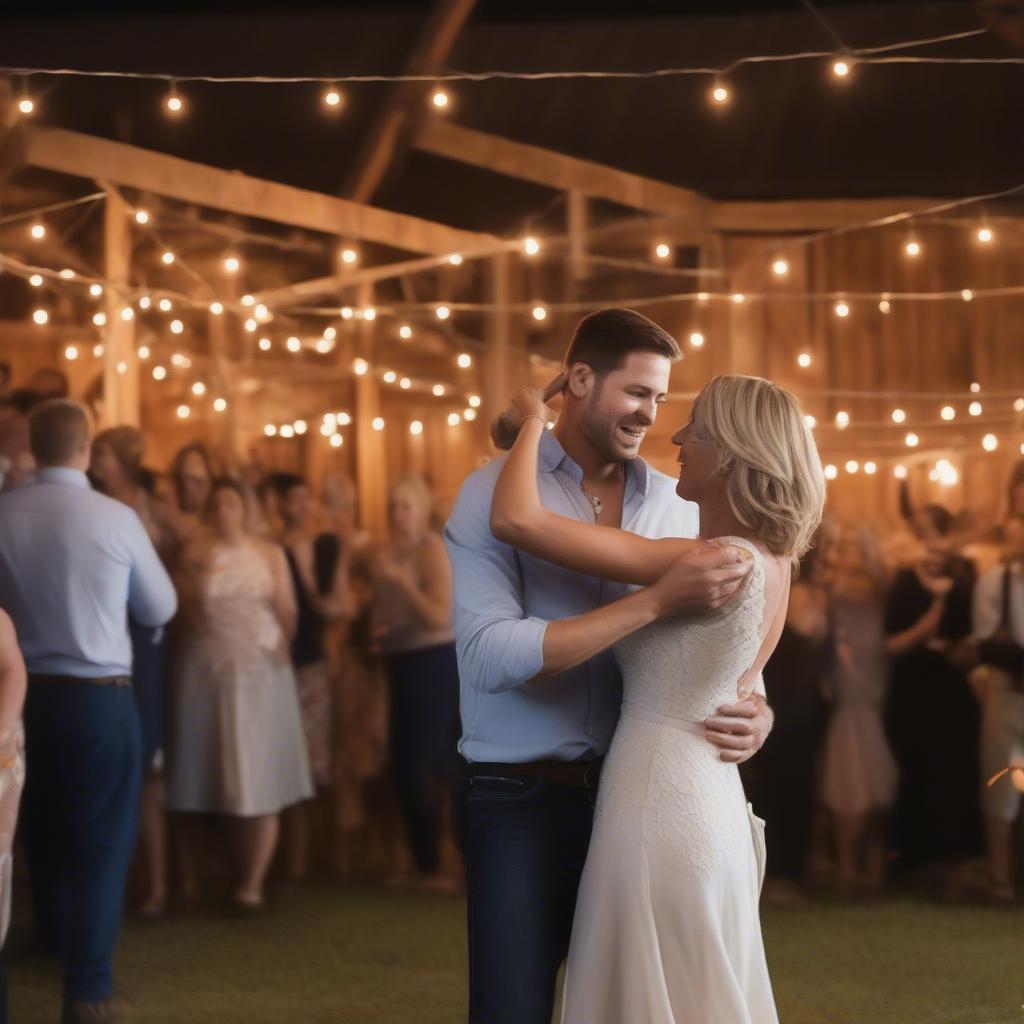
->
[[165, 479, 312, 909], [490, 374, 824, 1024]]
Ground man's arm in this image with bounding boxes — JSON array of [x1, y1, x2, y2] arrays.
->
[[123, 509, 178, 628]]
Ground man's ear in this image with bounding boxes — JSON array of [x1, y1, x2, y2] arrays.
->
[[567, 362, 594, 399]]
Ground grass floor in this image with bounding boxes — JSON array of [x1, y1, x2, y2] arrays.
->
[[7, 882, 1024, 1024]]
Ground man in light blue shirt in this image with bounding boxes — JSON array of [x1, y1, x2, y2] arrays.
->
[[0, 399, 176, 1024], [446, 309, 774, 1024]]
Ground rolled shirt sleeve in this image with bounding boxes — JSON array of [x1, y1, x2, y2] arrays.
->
[[973, 566, 1004, 642]]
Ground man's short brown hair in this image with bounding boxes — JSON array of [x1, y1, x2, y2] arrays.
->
[[564, 308, 682, 376], [28, 399, 91, 466]]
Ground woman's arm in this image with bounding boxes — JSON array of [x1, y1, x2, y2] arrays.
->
[[268, 544, 299, 642], [380, 536, 452, 633], [490, 411, 700, 586], [288, 536, 353, 621], [886, 597, 943, 656]]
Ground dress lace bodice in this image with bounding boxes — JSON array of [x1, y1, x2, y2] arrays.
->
[[614, 536, 766, 723]]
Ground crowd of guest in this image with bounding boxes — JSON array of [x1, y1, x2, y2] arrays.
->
[[0, 366, 465, 1022], [743, 480, 1024, 907]]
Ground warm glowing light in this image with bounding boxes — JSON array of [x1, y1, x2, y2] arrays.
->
[[432, 384, 446, 397], [940, 405, 955, 420], [92, 312, 106, 327], [315, 338, 333, 354], [264, 424, 277, 437], [255, 303, 270, 322], [340, 307, 354, 320], [523, 237, 540, 257], [120, 307, 134, 322], [245, 319, 258, 333], [241, 294, 255, 307], [845, 460, 860, 474], [32, 309, 48, 325], [138, 295, 151, 310], [711, 83, 729, 104], [824, 464, 838, 480], [28, 274, 43, 287], [905, 240, 921, 257], [116, 361, 128, 375], [363, 308, 376, 322], [689, 332, 704, 348], [864, 461, 877, 475], [977, 227, 993, 244], [153, 366, 167, 381], [832, 59, 851, 77], [136, 345, 150, 360], [935, 459, 958, 486], [410, 420, 424, 436], [457, 353, 472, 368], [835, 410, 850, 429], [191, 381, 206, 396], [323, 88, 342, 109], [448, 412, 461, 427], [134, 209, 150, 225], [464, 408, 477, 421], [891, 408, 906, 424], [161, 251, 175, 265], [879, 299, 891, 314], [329, 433, 344, 448], [982, 433, 998, 451], [170, 319, 184, 334], [905, 432, 919, 448], [176, 404, 190, 419], [962, 289, 973, 302], [399, 324, 413, 340], [436, 305, 451, 320], [894, 464, 907, 480], [30, 223, 45, 240], [213, 398, 227, 412], [532, 305, 548, 322], [280, 425, 295, 439], [64, 345, 78, 361], [431, 89, 449, 109], [223, 257, 240, 274], [697, 292, 710, 303], [94, 344, 105, 358], [372, 417, 385, 431], [399, 377, 411, 390], [353, 358, 369, 376], [804, 414, 816, 429], [655, 243, 671, 260], [159, 298, 172, 312], [448, 254, 463, 266], [772, 258, 789, 276], [797, 352, 812, 368], [18, 97, 34, 115], [294, 420, 307, 435], [1015, 398, 1024, 413], [209, 302, 224, 315], [286, 336, 301, 353], [258, 337, 272, 351], [341, 248, 358, 265], [834, 302, 850, 318], [170, 353, 189, 367], [383, 371, 397, 384], [468, 394, 481, 408], [731, 293, 745, 304], [969, 401, 983, 416], [90, 284, 104, 298], [323, 327, 336, 341], [970, 382, 982, 393], [166, 93, 184, 114], [59, 269, 75, 280], [337, 412, 352, 426]]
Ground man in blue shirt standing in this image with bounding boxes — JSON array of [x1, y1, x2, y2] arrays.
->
[[446, 309, 775, 1024], [0, 399, 177, 1024]]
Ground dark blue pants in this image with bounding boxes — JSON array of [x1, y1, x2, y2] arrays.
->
[[466, 770, 594, 1024], [386, 644, 466, 874], [20, 681, 141, 1004]]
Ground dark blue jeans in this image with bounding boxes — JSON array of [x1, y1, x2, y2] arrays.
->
[[466, 769, 594, 1024], [20, 680, 141, 1004]]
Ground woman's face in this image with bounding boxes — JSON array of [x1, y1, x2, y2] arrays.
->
[[212, 487, 245, 537], [671, 400, 724, 505], [179, 451, 211, 514], [389, 487, 425, 536], [90, 441, 122, 488], [282, 484, 310, 528]]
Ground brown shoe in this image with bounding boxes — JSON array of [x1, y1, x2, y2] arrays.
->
[[62, 995, 134, 1023]]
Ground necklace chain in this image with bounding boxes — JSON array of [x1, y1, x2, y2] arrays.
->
[[581, 486, 603, 518]]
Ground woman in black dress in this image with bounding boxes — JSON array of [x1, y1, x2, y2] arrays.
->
[[884, 504, 984, 894]]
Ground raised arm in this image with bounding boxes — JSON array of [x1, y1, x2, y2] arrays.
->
[[491, 409, 699, 586]]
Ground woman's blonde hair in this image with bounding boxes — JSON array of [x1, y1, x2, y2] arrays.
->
[[694, 375, 825, 562], [389, 473, 434, 522]]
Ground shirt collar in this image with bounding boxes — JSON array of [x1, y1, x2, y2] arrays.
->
[[33, 466, 91, 490], [539, 428, 651, 501]]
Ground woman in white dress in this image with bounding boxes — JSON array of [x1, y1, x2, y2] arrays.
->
[[490, 374, 825, 1024]]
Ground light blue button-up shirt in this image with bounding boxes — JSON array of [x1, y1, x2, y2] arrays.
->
[[445, 430, 700, 764], [0, 467, 178, 677]]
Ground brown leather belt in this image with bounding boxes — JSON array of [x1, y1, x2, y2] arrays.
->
[[29, 673, 132, 688], [470, 759, 602, 789]]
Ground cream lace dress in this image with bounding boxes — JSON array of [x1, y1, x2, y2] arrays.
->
[[561, 537, 778, 1024]]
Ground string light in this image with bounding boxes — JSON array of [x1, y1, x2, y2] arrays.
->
[[337, 412, 352, 426], [969, 401, 982, 416], [170, 319, 184, 334], [410, 421, 423, 436], [32, 309, 48, 325], [436, 305, 451, 320], [1015, 398, 1024, 412], [280, 424, 295, 438], [120, 307, 134, 321], [448, 412, 462, 426], [191, 381, 206, 396], [904, 239, 921, 257], [320, 421, 335, 437], [970, 382, 982, 393], [977, 226, 994, 244], [353, 358, 369, 376], [864, 461, 877, 475], [29, 274, 43, 287], [879, 299, 891, 314], [832, 59, 851, 78], [255, 303, 270, 321], [532, 305, 548, 322], [64, 345, 78, 361], [399, 377, 412, 389], [654, 243, 671, 260], [264, 424, 277, 437], [935, 458, 958, 485], [468, 394, 481, 408], [209, 301, 224, 315], [940, 405, 955, 420], [258, 337, 272, 351], [134, 209, 150, 225], [383, 371, 397, 383], [905, 432, 919, 447], [824, 464, 838, 480], [689, 331, 705, 348], [286, 336, 301, 352], [835, 410, 850, 429], [448, 254, 463, 266], [323, 87, 343, 109], [457, 353, 472, 368], [161, 251, 175, 265], [245, 319, 258, 333], [18, 96, 34, 115], [432, 384, 446, 397], [372, 417, 385, 431], [92, 312, 106, 326], [399, 325, 413, 340], [982, 433, 998, 451], [241, 294, 255, 307], [961, 289, 973, 302], [431, 88, 450, 109], [223, 257, 240, 273], [138, 345, 151, 360], [170, 353, 190, 367], [159, 298, 172, 312], [93, 344, 105, 358], [294, 420, 307, 435], [138, 295, 151, 310], [315, 338, 333, 353], [523, 237, 541, 257], [697, 292, 710, 303], [30, 222, 45, 240], [894, 464, 908, 479], [464, 408, 477, 421], [845, 460, 859, 474], [772, 258, 789, 276], [341, 306, 354, 320], [116, 361, 128, 375], [153, 366, 167, 380], [797, 352, 812, 368], [891, 408, 906, 424], [165, 86, 184, 115], [834, 302, 850, 318], [711, 82, 730, 105], [175, 404, 191, 420], [341, 248, 358, 265], [804, 414, 816, 429], [59, 269, 75, 280], [731, 293, 745, 304], [363, 308, 376, 321], [90, 284, 103, 297], [213, 398, 227, 412], [329, 433, 343, 448]]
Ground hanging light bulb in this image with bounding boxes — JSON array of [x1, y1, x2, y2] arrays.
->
[[245, 319, 258, 333], [264, 424, 277, 437], [341, 248, 358, 265], [94, 344, 105, 358], [448, 412, 462, 426], [340, 307, 354, 320], [120, 307, 134, 322], [337, 412, 352, 426], [32, 309, 48, 325], [18, 95, 34, 116], [468, 394, 481, 408], [223, 257, 240, 274], [159, 298, 172, 312], [64, 345, 78, 361], [464, 408, 477, 421], [30, 222, 45, 240], [363, 308, 376, 322], [457, 353, 472, 368], [904, 239, 921, 258], [353, 358, 369, 376], [523, 237, 541, 257], [891, 408, 906, 424], [329, 433, 344, 448], [864, 461, 877, 475], [982, 433, 998, 451], [772, 258, 789, 277], [654, 243, 671, 261], [689, 332, 705, 348], [905, 432, 919, 448], [977, 226, 994, 244], [372, 417, 385, 431], [962, 289, 973, 302], [399, 377, 412, 390], [213, 398, 227, 412], [436, 305, 451, 320], [138, 295, 151, 310], [280, 425, 295, 439], [383, 371, 397, 384], [431, 88, 450, 110], [940, 405, 956, 420], [1014, 398, 1024, 413], [845, 460, 860, 474], [797, 352, 812, 368], [90, 284, 104, 298], [92, 312, 106, 327], [970, 382, 982, 393], [29, 274, 43, 287], [170, 319, 184, 335], [448, 254, 463, 266], [879, 298, 891, 314], [209, 302, 224, 315], [294, 420, 307, 435], [137, 345, 151, 360], [191, 381, 206, 396], [834, 302, 850, 318], [134, 209, 150, 225], [531, 305, 548, 322], [824, 464, 838, 480], [731, 293, 745, 304], [432, 384, 446, 397], [835, 410, 850, 429], [409, 421, 424, 436], [399, 325, 413, 340], [258, 337, 272, 352], [832, 58, 851, 78], [710, 82, 730, 105], [59, 269, 75, 280], [286, 337, 301, 353], [153, 366, 167, 381], [969, 401, 983, 416], [323, 87, 343, 110], [894, 464, 908, 480], [804, 414, 816, 429], [161, 251, 175, 265], [165, 85, 185, 115], [176, 405, 190, 419]]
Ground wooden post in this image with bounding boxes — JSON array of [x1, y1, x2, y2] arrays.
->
[[567, 190, 588, 284], [482, 252, 511, 426], [353, 282, 388, 536], [101, 190, 138, 427]]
